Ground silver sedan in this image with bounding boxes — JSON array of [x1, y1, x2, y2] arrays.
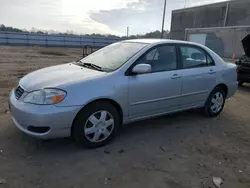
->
[[9, 39, 238, 147]]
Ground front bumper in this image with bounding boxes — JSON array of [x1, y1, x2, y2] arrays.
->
[[9, 89, 82, 139]]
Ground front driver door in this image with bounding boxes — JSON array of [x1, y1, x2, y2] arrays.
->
[[128, 44, 182, 120]]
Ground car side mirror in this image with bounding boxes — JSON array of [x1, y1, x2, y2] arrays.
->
[[132, 64, 151, 74]]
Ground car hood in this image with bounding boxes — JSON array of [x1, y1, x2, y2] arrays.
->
[[19, 63, 106, 91], [242, 34, 250, 57]]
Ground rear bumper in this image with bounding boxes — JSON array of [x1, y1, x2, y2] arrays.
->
[[227, 82, 238, 99], [9, 89, 82, 139]]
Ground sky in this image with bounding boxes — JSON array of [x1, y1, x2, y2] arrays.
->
[[0, 0, 228, 36]]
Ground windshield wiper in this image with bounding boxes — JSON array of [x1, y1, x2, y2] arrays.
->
[[82, 63, 103, 71], [75, 61, 105, 72]]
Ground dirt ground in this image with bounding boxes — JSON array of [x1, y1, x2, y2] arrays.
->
[[0, 46, 250, 188]]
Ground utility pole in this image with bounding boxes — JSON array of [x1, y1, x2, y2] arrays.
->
[[127, 26, 129, 38], [223, 1, 230, 27], [184, 0, 187, 8], [161, 0, 167, 39]]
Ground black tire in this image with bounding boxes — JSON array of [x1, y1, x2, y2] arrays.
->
[[72, 101, 120, 148], [203, 87, 226, 117], [238, 81, 244, 86]]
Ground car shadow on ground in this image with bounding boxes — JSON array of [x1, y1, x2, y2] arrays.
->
[[21, 109, 206, 153], [121, 109, 202, 135]]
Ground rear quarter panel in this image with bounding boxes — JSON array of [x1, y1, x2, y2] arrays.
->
[[216, 63, 238, 98]]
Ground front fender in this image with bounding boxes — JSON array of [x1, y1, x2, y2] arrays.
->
[[55, 74, 129, 117]]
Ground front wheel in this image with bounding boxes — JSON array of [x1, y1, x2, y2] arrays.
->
[[72, 101, 120, 148], [203, 87, 226, 117]]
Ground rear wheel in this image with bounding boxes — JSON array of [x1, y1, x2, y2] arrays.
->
[[72, 101, 120, 148], [203, 87, 226, 117]]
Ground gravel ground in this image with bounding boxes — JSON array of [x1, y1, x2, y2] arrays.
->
[[0, 46, 250, 188]]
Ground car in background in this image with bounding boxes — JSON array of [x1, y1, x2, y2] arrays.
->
[[9, 39, 238, 148], [236, 34, 250, 86]]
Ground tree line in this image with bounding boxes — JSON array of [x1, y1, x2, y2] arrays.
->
[[0, 24, 170, 39]]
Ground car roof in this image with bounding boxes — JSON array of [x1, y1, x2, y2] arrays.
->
[[121, 38, 224, 66], [122, 38, 204, 47]]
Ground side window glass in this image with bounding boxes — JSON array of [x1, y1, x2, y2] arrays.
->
[[180, 46, 207, 68], [146, 48, 159, 60], [138, 45, 177, 73], [207, 55, 215, 66]]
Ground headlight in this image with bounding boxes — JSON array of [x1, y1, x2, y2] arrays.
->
[[23, 89, 66, 105]]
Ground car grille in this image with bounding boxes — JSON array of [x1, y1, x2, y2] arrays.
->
[[14, 86, 24, 100]]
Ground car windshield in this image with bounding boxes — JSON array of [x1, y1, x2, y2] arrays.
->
[[79, 42, 148, 71]]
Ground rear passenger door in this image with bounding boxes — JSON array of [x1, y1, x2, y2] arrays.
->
[[178, 45, 216, 108]]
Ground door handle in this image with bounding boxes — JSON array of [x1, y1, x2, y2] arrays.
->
[[208, 69, 216, 74], [171, 74, 182, 79]]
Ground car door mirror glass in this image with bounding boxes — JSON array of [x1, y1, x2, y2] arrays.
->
[[132, 64, 152, 74]]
